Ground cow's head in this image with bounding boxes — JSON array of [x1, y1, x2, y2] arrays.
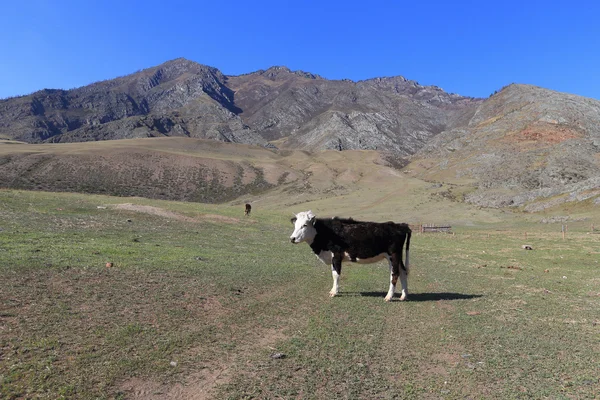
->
[[290, 210, 317, 244]]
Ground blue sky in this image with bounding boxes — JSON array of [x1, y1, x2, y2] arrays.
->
[[1, 0, 599, 100]]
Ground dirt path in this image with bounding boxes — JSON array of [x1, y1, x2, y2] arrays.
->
[[117, 278, 297, 400]]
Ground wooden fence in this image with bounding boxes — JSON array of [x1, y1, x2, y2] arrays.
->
[[410, 224, 453, 234]]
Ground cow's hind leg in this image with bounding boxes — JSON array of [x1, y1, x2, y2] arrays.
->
[[399, 237, 409, 301], [399, 267, 408, 301], [385, 252, 408, 301], [397, 249, 408, 301], [384, 254, 397, 302]]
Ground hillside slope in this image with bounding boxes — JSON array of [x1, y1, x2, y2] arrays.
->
[[0, 137, 510, 223], [0, 138, 288, 203], [409, 84, 600, 210]]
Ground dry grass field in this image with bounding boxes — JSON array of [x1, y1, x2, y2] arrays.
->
[[1, 139, 599, 399], [0, 137, 509, 224]]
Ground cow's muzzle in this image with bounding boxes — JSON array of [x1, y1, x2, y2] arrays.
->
[[290, 237, 296, 244]]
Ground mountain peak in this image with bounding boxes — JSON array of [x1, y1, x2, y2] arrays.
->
[[160, 57, 200, 68], [254, 66, 322, 80]]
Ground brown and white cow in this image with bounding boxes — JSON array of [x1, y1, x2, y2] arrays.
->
[[290, 211, 411, 301], [245, 203, 252, 216]]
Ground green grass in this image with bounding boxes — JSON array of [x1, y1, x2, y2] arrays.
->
[[1, 189, 599, 399]]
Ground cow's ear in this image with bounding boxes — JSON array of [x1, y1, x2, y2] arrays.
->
[[291, 217, 297, 224], [309, 216, 316, 225]]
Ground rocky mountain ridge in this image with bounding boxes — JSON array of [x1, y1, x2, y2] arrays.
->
[[0, 59, 265, 145], [1, 58, 600, 210], [0, 58, 482, 156]]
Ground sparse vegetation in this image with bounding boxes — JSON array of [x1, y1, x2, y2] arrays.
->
[[0, 135, 599, 398], [0, 139, 281, 204], [1, 189, 599, 399]]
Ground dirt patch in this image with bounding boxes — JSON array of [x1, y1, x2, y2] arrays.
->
[[519, 123, 581, 144], [414, 351, 463, 381], [502, 122, 582, 149], [119, 327, 288, 399], [116, 277, 292, 400], [120, 368, 228, 400], [112, 203, 240, 224]]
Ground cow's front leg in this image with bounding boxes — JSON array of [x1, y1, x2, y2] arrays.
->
[[330, 256, 343, 297]]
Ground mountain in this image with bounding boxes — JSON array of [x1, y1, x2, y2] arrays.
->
[[0, 59, 266, 145], [1, 58, 600, 211], [227, 66, 481, 154], [0, 58, 481, 156], [410, 84, 600, 210]]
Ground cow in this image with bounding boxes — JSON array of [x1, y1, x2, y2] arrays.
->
[[290, 210, 411, 301], [245, 203, 251, 216]]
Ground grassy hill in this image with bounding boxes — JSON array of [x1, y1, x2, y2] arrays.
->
[[2, 136, 600, 224], [0, 137, 494, 224]]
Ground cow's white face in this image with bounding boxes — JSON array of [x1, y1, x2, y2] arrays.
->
[[290, 211, 317, 244]]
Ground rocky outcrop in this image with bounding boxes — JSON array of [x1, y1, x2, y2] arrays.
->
[[228, 68, 482, 155], [412, 84, 600, 209]]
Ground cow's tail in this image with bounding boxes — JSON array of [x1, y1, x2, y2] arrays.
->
[[403, 228, 411, 274]]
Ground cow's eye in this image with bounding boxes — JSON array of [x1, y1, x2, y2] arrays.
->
[[302, 224, 308, 227]]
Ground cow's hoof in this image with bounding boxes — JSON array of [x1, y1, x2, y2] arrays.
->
[[329, 291, 337, 297], [399, 294, 407, 301], [384, 296, 393, 302]]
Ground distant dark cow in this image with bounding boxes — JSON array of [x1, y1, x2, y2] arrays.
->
[[290, 211, 411, 301], [245, 204, 251, 216]]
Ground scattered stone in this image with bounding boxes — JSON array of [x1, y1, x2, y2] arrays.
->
[[522, 244, 533, 250], [106, 262, 113, 268], [505, 265, 523, 270], [270, 353, 286, 359], [170, 361, 177, 367]]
